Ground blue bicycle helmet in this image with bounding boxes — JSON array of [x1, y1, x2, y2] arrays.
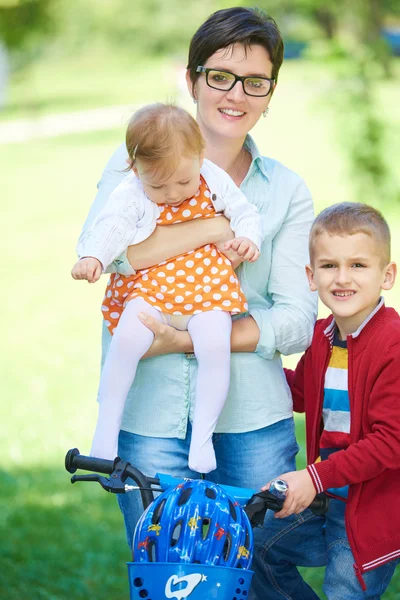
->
[[133, 479, 253, 569]]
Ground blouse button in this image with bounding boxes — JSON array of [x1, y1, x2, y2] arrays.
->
[[212, 194, 217, 201]]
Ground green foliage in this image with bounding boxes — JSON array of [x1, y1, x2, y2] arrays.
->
[[44, 0, 216, 58], [0, 0, 54, 52], [305, 1, 399, 203]]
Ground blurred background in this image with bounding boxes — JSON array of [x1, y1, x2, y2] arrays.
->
[[1, 0, 399, 598]]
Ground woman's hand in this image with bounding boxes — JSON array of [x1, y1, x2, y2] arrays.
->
[[139, 311, 260, 356], [138, 312, 193, 357]]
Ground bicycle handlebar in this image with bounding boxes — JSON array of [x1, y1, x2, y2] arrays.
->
[[65, 448, 330, 525], [65, 448, 114, 475], [65, 448, 155, 508]]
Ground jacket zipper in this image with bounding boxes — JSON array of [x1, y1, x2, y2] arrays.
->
[[312, 337, 332, 461], [353, 563, 367, 591]]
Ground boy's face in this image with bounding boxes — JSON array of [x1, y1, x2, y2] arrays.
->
[[306, 231, 396, 338], [133, 154, 203, 207]]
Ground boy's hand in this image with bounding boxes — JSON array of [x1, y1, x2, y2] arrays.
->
[[71, 257, 102, 283], [262, 469, 317, 518], [224, 237, 260, 262]]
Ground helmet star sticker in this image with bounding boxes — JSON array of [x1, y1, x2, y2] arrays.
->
[[147, 524, 162, 535], [188, 516, 202, 531]]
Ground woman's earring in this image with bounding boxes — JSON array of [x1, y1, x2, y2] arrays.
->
[[193, 98, 197, 105], [263, 107, 269, 118]]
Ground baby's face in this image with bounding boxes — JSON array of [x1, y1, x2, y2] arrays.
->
[[135, 155, 203, 207]]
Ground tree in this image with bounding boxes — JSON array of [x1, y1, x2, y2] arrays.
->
[[234, 0, 399, 202], [0, 0, 54, 52]]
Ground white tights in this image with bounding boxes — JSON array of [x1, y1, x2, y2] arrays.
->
[[90, 298, 232, 473]]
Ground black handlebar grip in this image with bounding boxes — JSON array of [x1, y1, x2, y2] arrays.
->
[[65, 448, 115, 475], [309, 493, 330, 516]]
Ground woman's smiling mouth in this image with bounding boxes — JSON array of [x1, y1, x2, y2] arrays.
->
[[219, 108, 245, 117]]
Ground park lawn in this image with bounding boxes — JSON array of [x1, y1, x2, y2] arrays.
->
[[0, 52, 179, 121], [1, 67, 399, 597]]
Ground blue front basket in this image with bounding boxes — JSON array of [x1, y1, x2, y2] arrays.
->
[[127, 562, 253, 600]]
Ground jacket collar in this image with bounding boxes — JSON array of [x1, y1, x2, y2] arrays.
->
[[323, 297, 385, 345]]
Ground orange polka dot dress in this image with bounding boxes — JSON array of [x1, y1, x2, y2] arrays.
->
[[102, 176, 248, 335]]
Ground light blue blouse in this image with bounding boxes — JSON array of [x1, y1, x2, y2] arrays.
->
[[82, 135, 317, 437]]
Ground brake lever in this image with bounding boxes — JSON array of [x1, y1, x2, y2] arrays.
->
[[70, 458, 132, 494], [71, 473, 128, 493]]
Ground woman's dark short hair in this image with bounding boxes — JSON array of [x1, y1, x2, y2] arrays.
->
[[187, 7, 284, 87]]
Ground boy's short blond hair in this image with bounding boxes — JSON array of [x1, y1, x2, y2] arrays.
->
[[126, 103, 205, 181], [309, 202, 391, 266]]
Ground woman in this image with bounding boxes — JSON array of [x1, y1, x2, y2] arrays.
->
[[79, 7, 317, 596]]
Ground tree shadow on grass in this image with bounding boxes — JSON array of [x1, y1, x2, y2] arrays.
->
[[0, 466, 130, 600], [1, 466, 399, 599]]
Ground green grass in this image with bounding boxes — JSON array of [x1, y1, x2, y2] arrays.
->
[[1, 58, 400, 598], [1, 49, 180, 121]]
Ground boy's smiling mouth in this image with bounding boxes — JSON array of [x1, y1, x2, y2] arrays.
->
[[332, 290, 356, 298]]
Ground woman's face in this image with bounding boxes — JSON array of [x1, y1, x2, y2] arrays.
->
[[188, 43, 274, 143]]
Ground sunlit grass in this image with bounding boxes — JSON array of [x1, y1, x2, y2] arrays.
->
[[1, 50, 180, 120]]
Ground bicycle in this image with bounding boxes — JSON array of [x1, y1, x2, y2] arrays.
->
[[65, 448, 329, 600]]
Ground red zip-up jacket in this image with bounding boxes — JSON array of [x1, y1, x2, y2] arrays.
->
[[286, 303, 400, 587]]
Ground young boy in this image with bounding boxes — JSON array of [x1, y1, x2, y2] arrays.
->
[[252, 203, 400, 600]]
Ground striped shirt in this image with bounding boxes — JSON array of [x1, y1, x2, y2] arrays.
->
[[319, 331, 350, 500]]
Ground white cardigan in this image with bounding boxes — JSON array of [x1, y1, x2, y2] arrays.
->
[[77, 159, 262, 271]]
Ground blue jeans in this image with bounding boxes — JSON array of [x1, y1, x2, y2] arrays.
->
[[250, 498, 399, 600], [117, 417, 299, 597]]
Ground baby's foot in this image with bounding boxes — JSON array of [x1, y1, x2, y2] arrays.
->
[[188, 439, 216, 474]]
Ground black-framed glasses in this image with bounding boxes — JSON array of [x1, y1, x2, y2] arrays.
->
[[196, 66, 275, 97]]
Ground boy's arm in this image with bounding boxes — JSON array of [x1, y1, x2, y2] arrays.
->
[[308, 343, 400, 494]]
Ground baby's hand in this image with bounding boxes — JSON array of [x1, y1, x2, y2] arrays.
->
[[262, 469, 317, 518], [71, 257, 102, 283], [224, 237, 260, 262]]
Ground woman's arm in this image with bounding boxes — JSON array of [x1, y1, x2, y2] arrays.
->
[[250, 177, 317, 359], [127, 216, 234, 271], [138, 312, 259, 357], [79, 145, 236, 274], [136, 176, 318, 358]]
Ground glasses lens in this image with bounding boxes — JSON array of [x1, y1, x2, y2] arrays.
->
[[206, 70, 236, 90], [244, 77, 271, 97]]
